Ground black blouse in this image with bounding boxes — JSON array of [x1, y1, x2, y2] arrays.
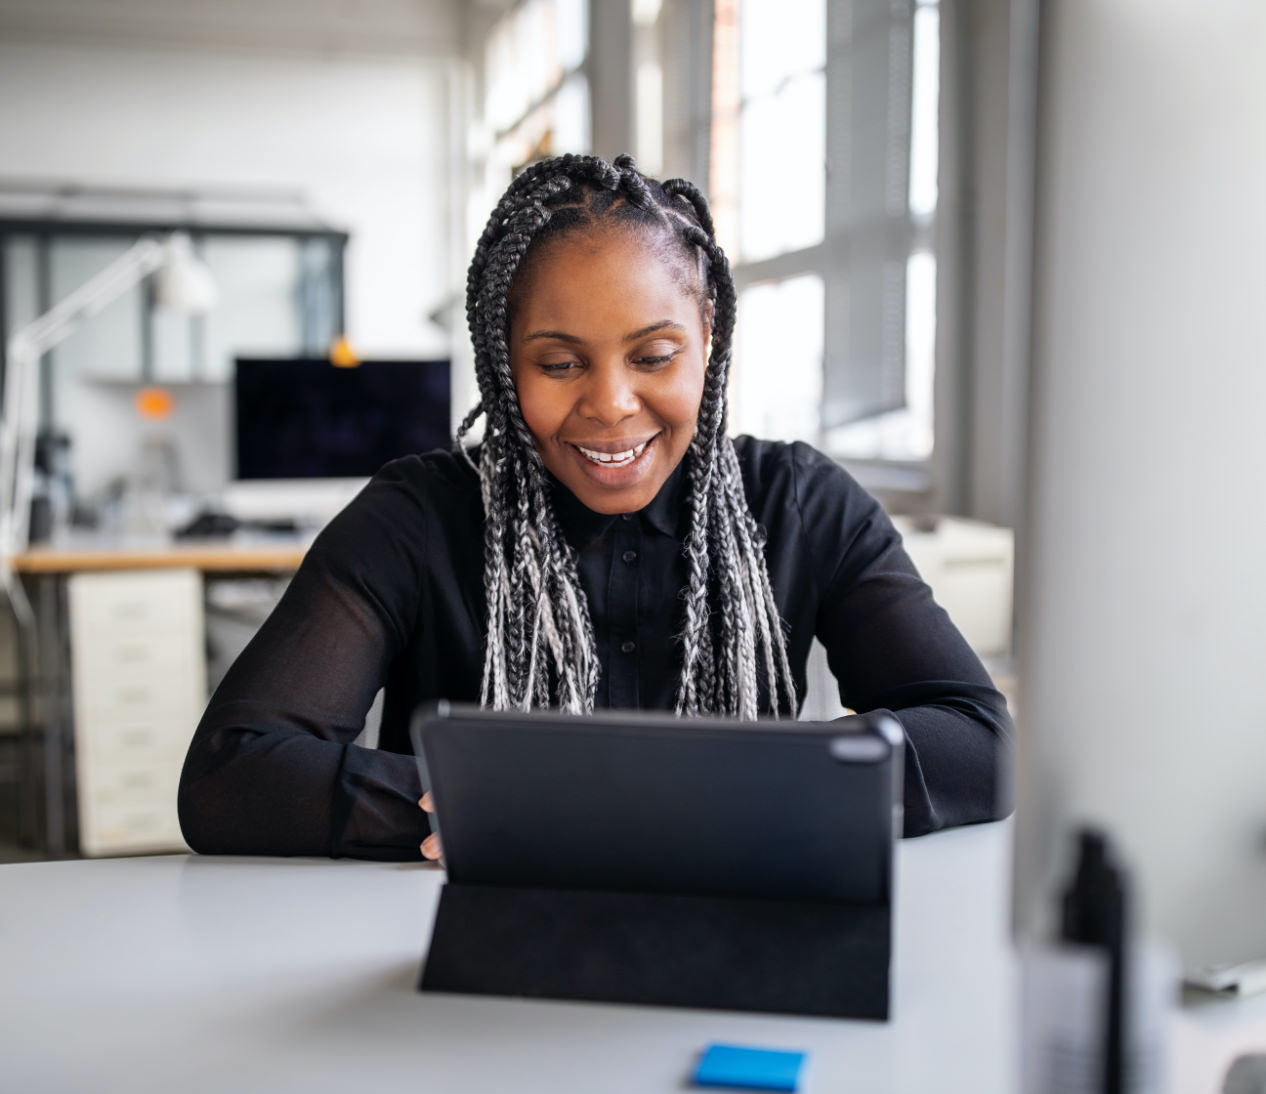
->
[[178, 436, 1013, 860]]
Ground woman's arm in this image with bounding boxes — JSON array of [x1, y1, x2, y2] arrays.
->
[[794, 447, 1014, 836], [178, 463, 431, 860]]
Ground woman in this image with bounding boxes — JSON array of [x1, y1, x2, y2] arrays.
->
[[178, 153, 1012, 860]]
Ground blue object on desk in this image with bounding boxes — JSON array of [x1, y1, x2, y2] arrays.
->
[[693, 1044, 806, 1091]]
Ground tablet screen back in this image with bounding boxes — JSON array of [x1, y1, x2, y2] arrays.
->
[[413, 705, 901, 905]]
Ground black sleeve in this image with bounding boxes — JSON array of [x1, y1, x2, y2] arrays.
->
[[793, 446, 1014, 837], [177, 462, 431, 860]]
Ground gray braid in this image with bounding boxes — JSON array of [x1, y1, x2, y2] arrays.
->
[[458, 153, 796, 717]]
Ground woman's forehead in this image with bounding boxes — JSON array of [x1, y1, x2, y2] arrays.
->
[[510, 223, 704, 310]]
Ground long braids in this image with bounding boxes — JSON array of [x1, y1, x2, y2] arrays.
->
[[458, 153, 796, 718]]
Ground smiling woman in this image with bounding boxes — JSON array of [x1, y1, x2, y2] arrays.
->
[[178, 153, 1013, 862], [453, 155, 799, 722], [509, 229, 708, 516]]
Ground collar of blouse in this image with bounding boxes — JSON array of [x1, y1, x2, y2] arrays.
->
[[547, 451, 690, 548]]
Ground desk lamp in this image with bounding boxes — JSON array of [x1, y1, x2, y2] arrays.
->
[[0, 232, 216, 624]]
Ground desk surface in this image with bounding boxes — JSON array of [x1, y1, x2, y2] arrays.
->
[[2, 823, 1262, 1094], [11, 532, 310, 573]]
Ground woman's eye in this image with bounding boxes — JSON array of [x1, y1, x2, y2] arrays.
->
[[539, 360, 580, 374], [635, 350, 678, 367]]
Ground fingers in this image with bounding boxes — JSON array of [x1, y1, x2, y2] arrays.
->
[[419, 794, 442, 861]]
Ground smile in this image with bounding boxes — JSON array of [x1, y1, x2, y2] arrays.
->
[[573, 439, 651, 467]]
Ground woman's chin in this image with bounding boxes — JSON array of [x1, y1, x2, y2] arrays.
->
[[554, 435, 669, 513]]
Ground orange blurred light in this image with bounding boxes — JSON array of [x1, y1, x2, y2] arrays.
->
[[135, 387, 174, 420], [329, 335, 359, 368]]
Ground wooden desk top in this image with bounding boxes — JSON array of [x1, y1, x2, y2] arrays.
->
[[12, 535, 310, 574]]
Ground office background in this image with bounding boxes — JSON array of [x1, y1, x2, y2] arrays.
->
[[0, 0, 1023, 860], [0, 0, 1262, 983], [0, 0, 1025, 513]]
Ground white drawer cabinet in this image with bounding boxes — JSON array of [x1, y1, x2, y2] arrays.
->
[[891, 517, 1015, 658], [68, 569, 207, 856]]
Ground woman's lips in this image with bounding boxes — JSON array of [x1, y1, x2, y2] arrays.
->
[[564, 433, 660, 485], [573, 438, 651, 467]]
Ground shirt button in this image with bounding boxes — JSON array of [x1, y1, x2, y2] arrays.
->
[[620, 513, 633, 521], [620, 640, 636, 654], [621, 549, 638, 563]]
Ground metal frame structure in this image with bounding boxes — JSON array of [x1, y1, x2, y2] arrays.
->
[[0, 216, 349, 390], [0, 211, 348, 854]]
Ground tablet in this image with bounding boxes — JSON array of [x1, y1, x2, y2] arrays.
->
[[411, 702, 903, 905]]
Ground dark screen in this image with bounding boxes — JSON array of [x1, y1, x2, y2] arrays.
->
[[234, 357, 451, 480]]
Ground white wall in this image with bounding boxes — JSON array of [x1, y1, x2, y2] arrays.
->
[[0, 0, 461, 56], [0, 9, 471, 498], [0, 37, 459, 357], [1013, 0, 1266, 970]]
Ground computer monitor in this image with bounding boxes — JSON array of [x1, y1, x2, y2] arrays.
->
[[233, 356, 450, 480], [226, 356, 450, 523]]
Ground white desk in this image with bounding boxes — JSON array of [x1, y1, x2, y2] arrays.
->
[[2, 822, 1263, 1093]]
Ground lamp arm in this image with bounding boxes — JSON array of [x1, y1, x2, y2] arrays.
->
[[6, 237, 166, 361], [0, 236, 167, 580]]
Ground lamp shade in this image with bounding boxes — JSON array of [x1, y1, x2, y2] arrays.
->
[[153, 232, 217, 312]]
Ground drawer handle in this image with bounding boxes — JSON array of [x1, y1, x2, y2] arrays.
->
[[120, 771, 157, 789], [115, 644, 152, 664], [125, 813, 159, 833], [942, 556, 1008, 569], [116, 687, 152, 705], [112, 603, 150, 621], [118, 729, 154, 749]]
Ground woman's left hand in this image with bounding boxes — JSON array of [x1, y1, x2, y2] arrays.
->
[[419, 792, 444, 863]]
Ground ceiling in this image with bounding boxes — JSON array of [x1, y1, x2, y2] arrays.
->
[[0, 0, 467, 58]]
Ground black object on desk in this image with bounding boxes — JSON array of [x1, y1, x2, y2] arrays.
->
[[1061, 829, 1129, 1094], [412, 702, 903, 1019], [175, 510, 241, 538], [174, 511, 298, 539]]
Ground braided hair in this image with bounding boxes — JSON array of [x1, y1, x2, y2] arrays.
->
[[457, 152, 796, 718]]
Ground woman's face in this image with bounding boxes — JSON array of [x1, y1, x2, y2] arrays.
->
[[509, 226, 709, 515]]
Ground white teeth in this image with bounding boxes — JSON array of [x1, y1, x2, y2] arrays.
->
[[577, 439, 650, 466]]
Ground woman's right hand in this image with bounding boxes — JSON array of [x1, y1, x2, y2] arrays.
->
[[419, 792, 443, 862]]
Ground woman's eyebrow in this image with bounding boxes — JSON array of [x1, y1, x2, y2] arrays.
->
[[523, 329, 584, 344], [522, 320, 687, 345], [623, 320, 687, 342]]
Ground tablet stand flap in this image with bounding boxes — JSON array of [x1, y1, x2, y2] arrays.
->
[[419, 882, 891, 1020]]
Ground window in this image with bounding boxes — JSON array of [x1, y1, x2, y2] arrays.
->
[[632, 0, 665, 176], [470, 0, 591, 251], [0, 219, 345, 501], [713, 0, 940, 465]]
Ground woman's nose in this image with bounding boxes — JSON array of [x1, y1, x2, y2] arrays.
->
[[577, 362, 640, 424]]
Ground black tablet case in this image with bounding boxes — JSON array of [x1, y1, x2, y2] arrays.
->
[[414, 704, 901, 1020]]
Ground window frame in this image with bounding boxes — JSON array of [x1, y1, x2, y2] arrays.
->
[[697, 0, 962, 511]]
